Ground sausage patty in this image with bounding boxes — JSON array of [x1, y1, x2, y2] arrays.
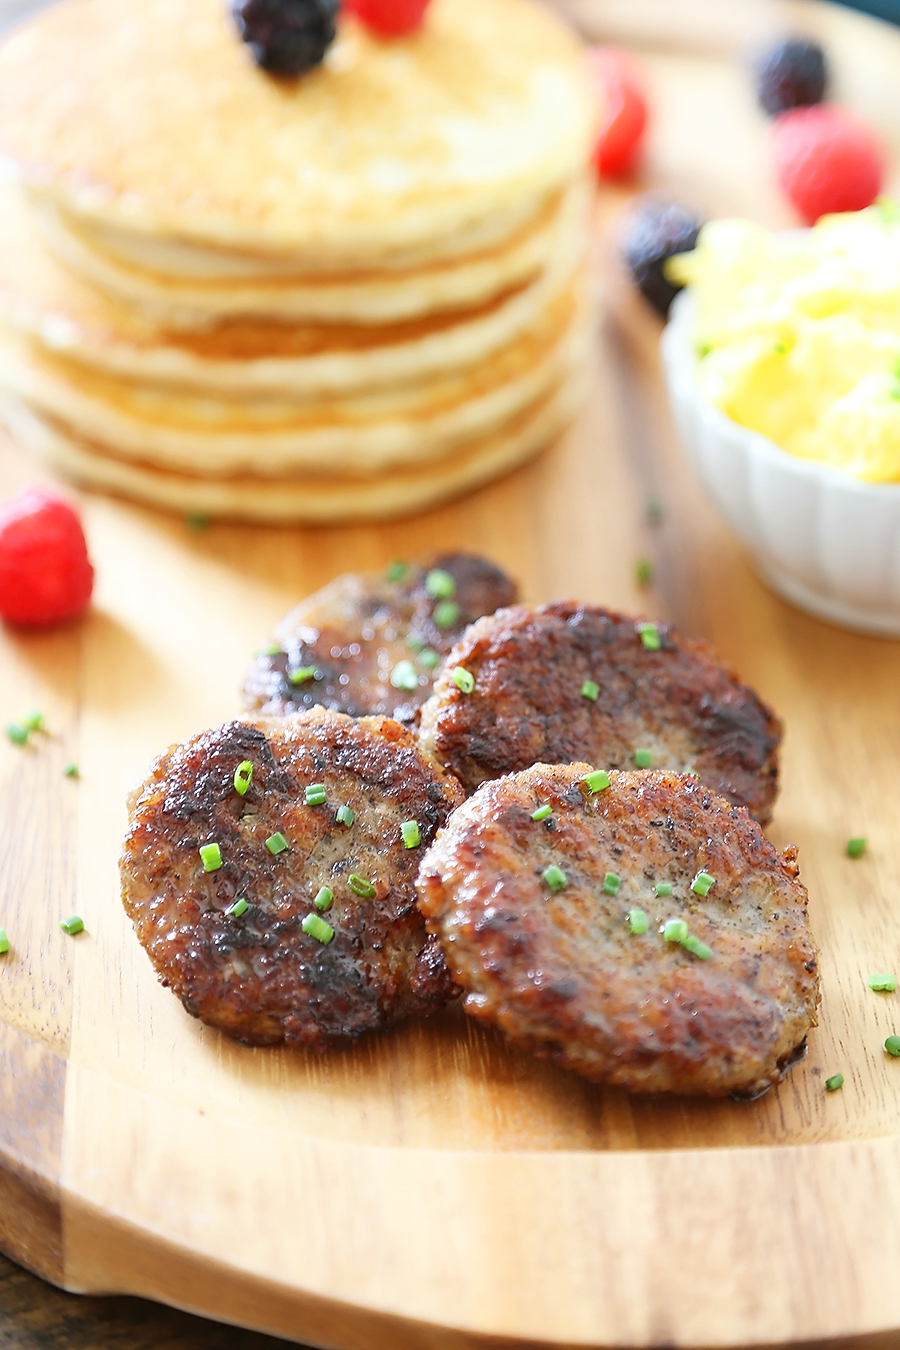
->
[[416, 763, 819, 1097], [418, 602, 782, 822], [242, 552, 516, 725], [120, 708, 464, 1048]]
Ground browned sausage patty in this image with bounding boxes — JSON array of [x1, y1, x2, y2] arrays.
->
[[242, 552, 516, 724], [418, 602, 782, 822], [416, 763, 819, 1097], [120, 708, 464, 1049]]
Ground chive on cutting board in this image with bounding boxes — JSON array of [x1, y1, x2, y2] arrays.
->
[[4, 1, 900, 1345]]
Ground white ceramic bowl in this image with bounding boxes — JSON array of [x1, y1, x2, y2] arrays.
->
[[662, 291, 900, 638]]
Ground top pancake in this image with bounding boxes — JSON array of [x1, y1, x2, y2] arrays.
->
[[0, 0, 595, 264]]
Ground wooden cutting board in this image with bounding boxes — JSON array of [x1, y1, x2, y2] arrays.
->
[[4, 1, 900, 1345]]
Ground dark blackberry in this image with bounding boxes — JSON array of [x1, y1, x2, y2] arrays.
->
[[232, 0, 339, 75], [756, 38, 827, 116], [619, 194, 702, 318]]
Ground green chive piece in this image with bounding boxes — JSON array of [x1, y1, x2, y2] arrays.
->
[[390, 659, 419, 692], [302, 913, 335, 944], [634, 557, 653, 588], [314, 886, 333, 912], [60, 915, 84, 936], [543, 865, 568, 893], [418, 648, 440, 670], [869, 973, 898, 993], [628, 908, 648, 935], [453, 666, 475, 694], [433, 599, 460, 629], [349, 874, 375, 898], [531, 804, 552, 822], [425, 568, 456, 600], [886, 1036, 900, 1058], [199, 842, 223, 872], [637, 622, 661, 651], [825, 1073, 844, 1092], [603, 872, 621, 896], [407, 634, 426, 653], [63, 763, 79, 779], [260, 643, 282, 657], [581, 679, 599, 701], [0, 929, 9, 955], [228, 898, 249, 918], [847, 837, 867, 859], [582, 769, 611, 794], [682, 933, 713, 960], [305, 784, 327, 806], [336, 804, 355, 827], [385, 560, 408, 583], [400, 820, 420, 849], [646, 497, 664, 526], [654, 881, 673, 898], [6, 724, 28, 746], [692, 871, 715, 897], [663, 918, 689, 944], [21, 710, 44, 733], [634, 748, 653, 768], [233, 760, 253, 796], [266, 832, 288, 855], [289, 666, 317, 686]]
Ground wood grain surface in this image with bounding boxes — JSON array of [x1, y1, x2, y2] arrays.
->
[[3, 0, 900, 1346]]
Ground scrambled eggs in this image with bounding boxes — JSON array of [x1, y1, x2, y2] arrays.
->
[[670, 205, 900, 481]]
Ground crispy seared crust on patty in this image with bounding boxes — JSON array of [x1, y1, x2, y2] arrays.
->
[[120, 708, 464, 1048], [242, 552, 516, 724], [416, 763, 819, 1097], [418, 602, 782, 821]]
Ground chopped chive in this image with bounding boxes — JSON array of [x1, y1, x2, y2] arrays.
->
[[869, 973, 897, 993], [691, 871, 715, 897], [582, 769, 611, 794], [233, 760, 253, 796], [199, 842, 223, 872], [846, 837, 867, 859], [581, 679, 599, 701], [637, 622, 661, 651], [266, 832, 288, 855], [663, 918, 689, 944], [5, 724, 28, 746], [543, 864, 568, 893], [531, 804, 552, 822], [682, 933, 713, 960], [60, 915, 84, 936], [63, 763, 79, 779], [21, 710, 44, 733], [289, 666, 317, 686], [185, 510, 209, 531], [603, 871, 621, 896], [646, 497, 664, 526], [305, 784, 327, 806], [633, 748, 653, 768], [433, 599, 460, 629], [335, 804, 355, 827], [453, 666, 475, 694], [825, 1073, 844, 1091], [400, 820, 420, 849], [348, 873, 376, 898], [654, 881, 673, 898], [260, 643, 282, 657], [0, 929, 9, 955], [385, 560, 408, 583], [406, 634, 426, 653], [886, 1036, 900, 1057], [314, 886, 334, 912], [628, 907, 648, 935], [302, 913, 335, 944], [425, 568, 456, 600], [634, 557, 653, 588], [390, 659, 419, 692], [418, 648, 440, 670], [227, 898, 249, 918]]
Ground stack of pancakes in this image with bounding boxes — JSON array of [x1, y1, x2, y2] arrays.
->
[[0, 0, 596, 521]]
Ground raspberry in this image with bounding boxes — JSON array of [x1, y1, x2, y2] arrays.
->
[[587, 47, 649, 180], [344, 0, 431, 38], [772, 105, 882, 224], [620, 194, 702, 317], [232, 0, 338, 74], [0, 487, 94, 626], [757, 38, 827, 116]]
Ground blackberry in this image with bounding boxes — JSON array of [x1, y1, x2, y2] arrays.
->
[[232, 0, 339, 76], [756, 38, 827, 116], [620, 194, 702, 318]]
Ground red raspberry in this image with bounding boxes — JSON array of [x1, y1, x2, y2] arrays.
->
[[587, 47, 649, 180], [344, 0, 430, 37], [772, 104, 882, 224], [0, 486, 94, 626]]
